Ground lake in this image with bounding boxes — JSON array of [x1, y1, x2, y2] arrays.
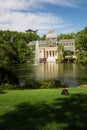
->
[[10, 63, 87, 87]]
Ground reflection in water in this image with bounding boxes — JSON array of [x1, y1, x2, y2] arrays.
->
[[10, 63, 87, 87], [35, 63, 58, 80], [34, 63, 77, 80], [34, 63, 87, 87]]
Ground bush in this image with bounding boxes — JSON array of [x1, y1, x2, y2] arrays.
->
[[0, 67, 19, 89], [23, 79, 61, 89], [0, 83, 19, 90], [22, 79, 41, 89]]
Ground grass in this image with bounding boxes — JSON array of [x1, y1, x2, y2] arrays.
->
[[0, 87, 87, 130]]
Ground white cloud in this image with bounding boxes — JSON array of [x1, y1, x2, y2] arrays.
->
[[36, 0, 79, 8], [0, 0, 81, 12], [0, 10, 66, 34], [0, 0, 83, 35], [0, 0, 27, 11]]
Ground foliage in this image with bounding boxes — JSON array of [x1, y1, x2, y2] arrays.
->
[[58, 33, 75, 39], [76, 51, 87, 64], [76, 27, 87, 51], [0, 44, 11, 66], [22, 79, 61, 89], [63, 50, 73, 56], [57, 44, 64, 62], [63, 50, 74, 62], [0, 84, 19, 90], [76, 27, 87, 67], [0, 67, 19, 89], [0, 30, 40, 66], [40, 34, 46, 40]]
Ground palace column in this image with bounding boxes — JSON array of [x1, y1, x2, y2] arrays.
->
[[48, 50, 50, 57], [44, 49, 45, 58], [47, 51, 48, 57], [45, 50, 46, 58], [53, 50, 54, 57], [51, 50, 52, 57], [45, 50, 47, 58], [50, 50, 51, 57]]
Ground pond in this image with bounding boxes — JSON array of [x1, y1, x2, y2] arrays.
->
[[10, 63, 87, 87]]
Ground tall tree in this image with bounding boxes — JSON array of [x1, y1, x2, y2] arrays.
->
[[76, 27, 87, 65], [58, 33, 75, 40], [57, 44, 64, 62]]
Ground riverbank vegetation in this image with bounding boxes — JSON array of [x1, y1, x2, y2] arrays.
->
[[0, 78, 62, 90], [0, 88, 87, 130]]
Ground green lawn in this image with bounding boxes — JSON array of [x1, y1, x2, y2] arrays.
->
[[0, 87, 87, 130]]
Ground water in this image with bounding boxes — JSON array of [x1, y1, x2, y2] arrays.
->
[[10, 63, 87, 87]]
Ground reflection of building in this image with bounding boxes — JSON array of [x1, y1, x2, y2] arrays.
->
[[28, 30, 76, 62], [35, 63, 58, 80]]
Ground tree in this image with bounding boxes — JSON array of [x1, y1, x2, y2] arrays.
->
[[76, 51, 87, 64], [76, 27, 87, 65], [0, 29, 40, 65], [63, 50, 73, 62], [40, 34, 46, 40], [0, 67, 19, 89], [76, 27, 87, 51], [0, 45, 10, 67], [57, 44, 64, 62], [58, 33, 75, 40]]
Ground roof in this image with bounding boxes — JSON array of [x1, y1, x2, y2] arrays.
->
[[58, 39, 75, 44], [46, 30, 58, 39], [27, 40, 47, 46]]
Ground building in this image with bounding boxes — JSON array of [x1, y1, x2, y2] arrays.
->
[[39, 30, 58, 62], [28, 30, 76, 62], [58, 39, 75, 52]]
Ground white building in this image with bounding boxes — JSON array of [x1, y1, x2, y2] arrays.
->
[[28, 30, 76, 62]]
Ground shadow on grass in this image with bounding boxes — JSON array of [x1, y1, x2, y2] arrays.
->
[[0, 94, 87, 130], [0, 91, 7, 94]]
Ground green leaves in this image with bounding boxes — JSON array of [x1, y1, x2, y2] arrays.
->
[[76, 27, 87, 67], [58, 33, 75, 39], [76, 27, 87, 51], [57, 44, 64, 62], [77, 51, 87, 64], [0, 30, 39, 66]]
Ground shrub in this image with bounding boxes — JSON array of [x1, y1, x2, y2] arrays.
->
[[1, 83, 19, 90], [23, 79, 61, 89], [22, 79, 41, 89], [0, 67, 19, 89]]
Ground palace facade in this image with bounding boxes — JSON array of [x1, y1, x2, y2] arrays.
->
[[29, 30, 76, 62]]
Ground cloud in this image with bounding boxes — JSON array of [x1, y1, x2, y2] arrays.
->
[[36, 0, 80, 8], [0, 10, 66, 34], [0, 0, 84, 35], [0, 0, 81, 12]]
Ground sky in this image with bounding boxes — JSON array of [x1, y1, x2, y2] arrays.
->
[[0, 0, 87, 36]]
